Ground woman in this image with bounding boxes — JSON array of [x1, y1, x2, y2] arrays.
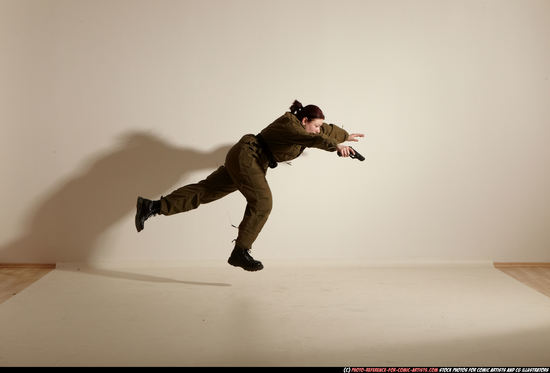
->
[[135, 100, 364, 271]]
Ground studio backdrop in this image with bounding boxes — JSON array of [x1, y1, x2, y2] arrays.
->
[[1, 0, 549, 265]]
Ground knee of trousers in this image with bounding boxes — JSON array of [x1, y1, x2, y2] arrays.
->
[[253, 195, 272, 217]]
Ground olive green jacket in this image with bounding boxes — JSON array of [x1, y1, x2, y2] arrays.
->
[[258, 111, 349, 163]]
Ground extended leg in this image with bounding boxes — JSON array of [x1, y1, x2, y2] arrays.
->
[[160, 165, 238, 215]]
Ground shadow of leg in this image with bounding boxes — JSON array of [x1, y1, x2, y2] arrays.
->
[[0, 131, 233, 264]]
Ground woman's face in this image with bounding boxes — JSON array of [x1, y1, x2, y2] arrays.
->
[[302, 118, 324, 134]]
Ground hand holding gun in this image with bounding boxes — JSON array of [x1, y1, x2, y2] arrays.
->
[[337, 133, 365, 161], [337, 146, 365, 161]]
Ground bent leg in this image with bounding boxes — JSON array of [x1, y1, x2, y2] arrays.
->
[[160, 166, 238, 215], [225, 145, 273, 250], [236, 177, 272, 250]]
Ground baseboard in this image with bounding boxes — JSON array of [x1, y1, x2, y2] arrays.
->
[[0, 263, 56, 269], [493, 262, 550, 268]]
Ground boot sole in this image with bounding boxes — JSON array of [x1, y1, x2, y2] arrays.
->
[[135, 197, 144, 232], [227, 258, 264, 272]]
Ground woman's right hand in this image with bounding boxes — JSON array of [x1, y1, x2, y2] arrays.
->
[[336, 144, 355, 157]]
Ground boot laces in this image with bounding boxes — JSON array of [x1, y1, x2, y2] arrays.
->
[[145, 201, 159, 219], [244, 249, 256, 262]]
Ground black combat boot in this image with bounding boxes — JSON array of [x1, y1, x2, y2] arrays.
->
[[135, 197, 160, 232], [228, 245, 264, 271]]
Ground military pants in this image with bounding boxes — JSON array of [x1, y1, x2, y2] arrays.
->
[[159, 135, 272, 250]]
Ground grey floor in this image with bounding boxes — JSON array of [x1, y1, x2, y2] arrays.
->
[[1, 262, 550, 366]]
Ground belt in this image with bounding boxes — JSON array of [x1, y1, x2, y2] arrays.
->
[[255, 133, 278, 169]]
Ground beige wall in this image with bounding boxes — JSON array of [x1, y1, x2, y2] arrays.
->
[[1, 0, 549, 265]]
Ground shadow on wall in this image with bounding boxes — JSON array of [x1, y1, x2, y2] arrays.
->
[[0, 131, 233, 264]]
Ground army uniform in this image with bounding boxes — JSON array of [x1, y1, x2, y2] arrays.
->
[[159, 111, 349, 250]]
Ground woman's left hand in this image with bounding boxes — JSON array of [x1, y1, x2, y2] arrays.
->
[[347, 133, 365, 142]]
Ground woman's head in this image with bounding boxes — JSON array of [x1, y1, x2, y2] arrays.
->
[[289, 99, 325, 134]]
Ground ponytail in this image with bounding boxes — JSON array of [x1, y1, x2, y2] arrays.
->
[[289, 99, 325, 122], [289, 100, 303, 115]]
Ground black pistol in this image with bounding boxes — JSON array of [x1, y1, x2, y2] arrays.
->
[[337, 147, 365, 161]]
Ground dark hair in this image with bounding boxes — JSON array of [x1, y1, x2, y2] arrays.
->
[[289, 99, 325, 122]]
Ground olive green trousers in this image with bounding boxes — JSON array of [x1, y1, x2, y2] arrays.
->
[[160, 135, 272, 250]]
